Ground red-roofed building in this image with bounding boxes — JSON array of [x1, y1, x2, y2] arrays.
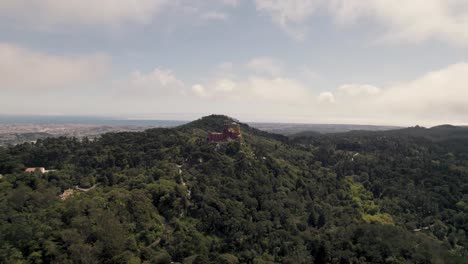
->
[[207, 121, 242, 143]]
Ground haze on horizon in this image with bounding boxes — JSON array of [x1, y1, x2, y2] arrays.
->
[[1, 0, 468, 127]]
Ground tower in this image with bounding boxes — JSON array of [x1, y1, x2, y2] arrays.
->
[[231, 122, 241, 135]]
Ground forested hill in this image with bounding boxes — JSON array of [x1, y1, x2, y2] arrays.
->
[[291, 124, 468, 141], [0, 115, 466, 263]]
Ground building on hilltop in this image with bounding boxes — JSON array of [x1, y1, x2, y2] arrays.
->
[[207, 121, 242, 143]]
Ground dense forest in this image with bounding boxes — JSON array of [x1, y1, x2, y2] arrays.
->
[[0, 115, 466, 263]]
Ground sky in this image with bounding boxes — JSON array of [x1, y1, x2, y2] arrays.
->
[[1, 0, 468, 126]]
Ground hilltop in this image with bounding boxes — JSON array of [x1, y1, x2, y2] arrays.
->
[[180, 115, 289, 142], [0, 115, 466, 263]]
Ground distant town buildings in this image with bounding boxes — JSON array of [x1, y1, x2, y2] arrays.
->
[[207, 121, 242, 143]]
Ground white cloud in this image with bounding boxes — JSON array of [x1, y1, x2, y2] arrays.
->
[[0, 43, 109, 91], [201, 11, 229, 20], [254, 0, 321, 40], [220, 0, 240, 7], [191, 77, 313, 105], [329, 0, 468, 45], [214, 79, 236, 92], [3, 46, 467, 125], [214, 62, 235, 78], [0, 0, 170, 27], [255, 0, 319, 24], [338, 84, 380, 96], [130, 68, 182, 86], [253, 0, 468, 45], [377, 62, 468, 118], [0, 0, 240, 30], [116, 58, 314, 107], [318, 92, 336, 103], [246, 57, 283, 76], [190, 58, 315, 105], [192, 84, 209, 97], [245, 77, 312, 104], [122, 68, 185, 97], [324, 62, 468, 125], [3, 0, 468, 46]]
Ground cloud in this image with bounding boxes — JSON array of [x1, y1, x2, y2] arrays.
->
[[201, 11, 229, 20], [110, 58, 316, 108], [0, 43, 109, 91], [254, 0, 320, 40], [214, 62, 235, 78], [3, 46, 467, 125], [3, 0, 468, 46], [254, 0, 320, 24], [0, 0, 170, 28], [323, 62, 468, 125], [329, 0, 468, 45], [318, 92, 336, 103], [245, 77, 312, 104], [0, 0, 240, 30], [189, 58, 314, 105], [220, 0, 240, 7], [338, 84, 380, 96], [377, 62, 468, 118], [213, 79, 236, 92], [246, 57, 283, 76], [192, 84, 209, 98], [120, 68, 185, 97], [130, 68, 183, 87], [121, 59, 465, 125], [253, 0, 468, 45], [191, 77, 313, 105]]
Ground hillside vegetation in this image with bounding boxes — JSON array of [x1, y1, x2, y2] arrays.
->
[[0, 115, 466, 263]]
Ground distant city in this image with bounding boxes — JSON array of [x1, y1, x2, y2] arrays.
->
[[0, 115, 400, 146]]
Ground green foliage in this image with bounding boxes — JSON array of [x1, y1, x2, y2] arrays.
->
[[0, 116, 466, 263]]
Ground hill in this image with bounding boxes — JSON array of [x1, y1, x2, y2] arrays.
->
[[376, 125, 468, 141], [180, 115, 289, 142], [0, 115, 466, 263], [253, 123, 400, 135], [291, 124, 468, 140]]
